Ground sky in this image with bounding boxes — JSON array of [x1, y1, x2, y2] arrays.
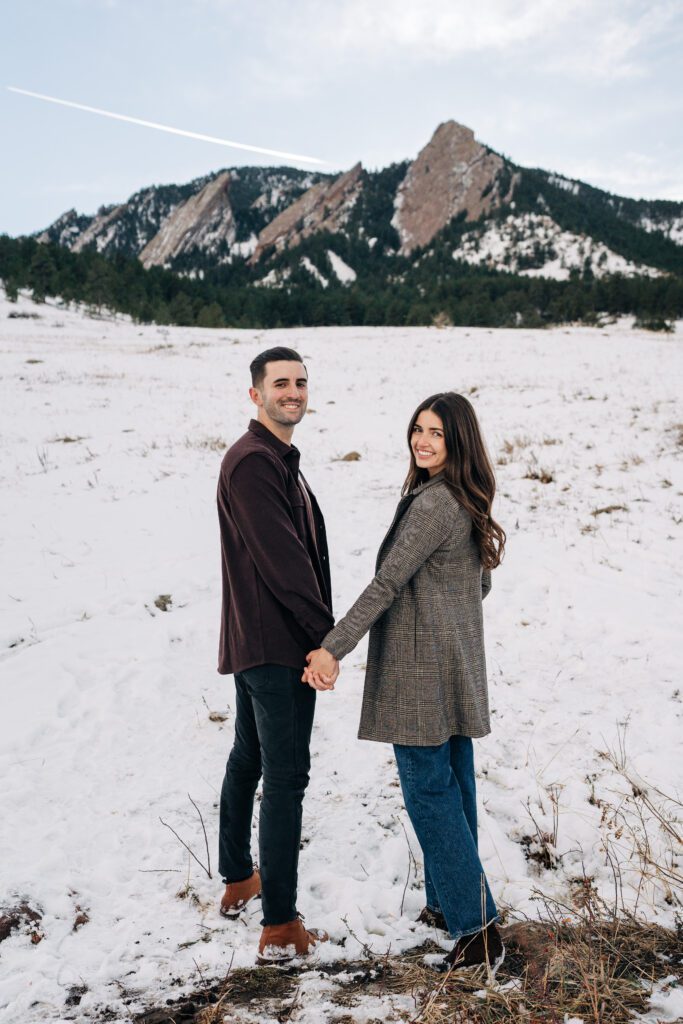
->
[[2, 0, 682, 237]]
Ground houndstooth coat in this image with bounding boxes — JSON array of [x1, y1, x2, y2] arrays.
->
[[322, 473, 492, 745]]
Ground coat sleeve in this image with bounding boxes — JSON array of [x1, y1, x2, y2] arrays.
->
[[322, 489, 470, 660], [224, 453, 334, 646], [482, 569, 492, 600]]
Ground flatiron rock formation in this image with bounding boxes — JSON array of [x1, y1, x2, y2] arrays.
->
[[392, 121, 515, 254], [251, 163, 363, 262], [35, 120, 682, 284], [140, 172, 235, 268]]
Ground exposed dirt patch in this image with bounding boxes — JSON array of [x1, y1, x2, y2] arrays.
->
[[115, 915, 682, 1024], [0, 899, 43, 945]]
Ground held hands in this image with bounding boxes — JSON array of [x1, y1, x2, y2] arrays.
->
[[302, 647, 340, 691]]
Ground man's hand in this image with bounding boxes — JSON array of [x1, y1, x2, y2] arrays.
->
[[302, 648, 339, 690]]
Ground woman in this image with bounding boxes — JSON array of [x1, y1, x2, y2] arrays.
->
[[304, 392, 506, 971]]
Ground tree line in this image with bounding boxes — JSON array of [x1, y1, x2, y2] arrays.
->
[[1, 233, 681, 329]]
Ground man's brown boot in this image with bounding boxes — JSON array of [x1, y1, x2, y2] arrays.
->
[[220, 869, 261, 918], [257, 916, 329, 964]]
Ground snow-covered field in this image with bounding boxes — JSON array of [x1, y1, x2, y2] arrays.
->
[[1, 291, 681, 1023]]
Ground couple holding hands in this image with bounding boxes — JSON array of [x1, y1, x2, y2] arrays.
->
[[216, 346, 505, 971]]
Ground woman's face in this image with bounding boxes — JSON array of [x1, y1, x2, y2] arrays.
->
[[411, 409, 448, 477]]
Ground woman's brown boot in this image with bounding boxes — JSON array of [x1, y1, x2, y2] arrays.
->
[[444, 923, 505, 973]]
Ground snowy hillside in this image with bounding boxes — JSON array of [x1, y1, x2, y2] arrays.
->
[[1, 292, 682, 1023], [452, 212, 664, 280]]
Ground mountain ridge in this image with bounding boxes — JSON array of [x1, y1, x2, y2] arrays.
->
[[35, 119, 683, 287]]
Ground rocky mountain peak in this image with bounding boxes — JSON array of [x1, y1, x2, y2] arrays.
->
[[392, 119, 515, 254], [140, 171, 235, 268], [250, 162, 363, 263]]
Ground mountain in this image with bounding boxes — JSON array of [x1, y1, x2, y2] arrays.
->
[[37, 166, 324, 270], [35, 120, 683, 287], [1, 119, 679, 331], [250, 162, 363, 263], [392, 121, 517, 254]]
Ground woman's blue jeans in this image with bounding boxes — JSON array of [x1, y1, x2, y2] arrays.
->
[[393, 736, 498, 940]]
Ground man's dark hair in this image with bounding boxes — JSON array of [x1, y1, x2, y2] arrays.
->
[[250, 347, 305, 388]]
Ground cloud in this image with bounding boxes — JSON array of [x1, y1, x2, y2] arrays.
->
[[556, 153, 683, 201], [209, 0, 681, 85], [267, 0, 588, 61], [544, 0, 682, 80]]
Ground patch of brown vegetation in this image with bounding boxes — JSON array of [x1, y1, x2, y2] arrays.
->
[[125, 905, 681, 1024], [591, 504, 629, 517], [523, 468, 554, 484], [184, 437, 228, 452], [0, 900, 43, 945]]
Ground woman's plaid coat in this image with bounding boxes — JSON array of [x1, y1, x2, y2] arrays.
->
[[322, 473, 492, 745]]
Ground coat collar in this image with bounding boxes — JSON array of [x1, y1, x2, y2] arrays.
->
[[409, 471, 446, 496]]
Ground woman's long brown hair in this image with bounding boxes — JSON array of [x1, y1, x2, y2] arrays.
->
[[402, 392, 506, 570]]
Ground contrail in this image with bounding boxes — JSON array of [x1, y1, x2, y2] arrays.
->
[[7, 86, 327, 165]]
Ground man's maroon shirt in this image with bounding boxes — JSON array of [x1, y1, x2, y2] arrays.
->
[[217, 419, 334, 675]]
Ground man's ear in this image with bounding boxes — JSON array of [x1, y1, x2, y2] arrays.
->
[[248, 386, 262, 407]]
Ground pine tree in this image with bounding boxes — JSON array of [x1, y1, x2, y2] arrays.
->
[[197, 302, 225, 328], [169, 292, 195, 326], [29, 246, 58, 303]]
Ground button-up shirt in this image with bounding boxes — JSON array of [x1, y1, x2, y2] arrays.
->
[[217, 419, 334, 675]]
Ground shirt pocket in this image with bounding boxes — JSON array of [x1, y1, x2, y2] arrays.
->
[[286, 482, 307, 542]]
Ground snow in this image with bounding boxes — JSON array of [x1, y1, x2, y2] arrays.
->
[[645, 975, 683, 1022], [453, 213, 663, 280], [326, 249, 357, 284], [546, 174, 581, 196], [300, 256, 328, 288], [0, 290, 681, 1022], [639, 215, 683, 246], [232, 235, 258, 258], [254, 266, 291, 288]]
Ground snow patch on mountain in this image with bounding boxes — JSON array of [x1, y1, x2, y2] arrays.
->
[[546, 174, 581, 196], [327, 250, 357, 284], [453, 213, 663, 280], [232, 235, 258, 258], [254, 266, 291, 288], [301, 256, 328, 288], [639, 215, 683, 246]]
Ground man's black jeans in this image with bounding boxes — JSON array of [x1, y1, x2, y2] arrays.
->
[[219, 664, 316, 925]]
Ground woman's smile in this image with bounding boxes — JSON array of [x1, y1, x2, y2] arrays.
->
[[411, 410, 447, 476]]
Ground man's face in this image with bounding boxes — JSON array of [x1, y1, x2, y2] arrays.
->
[[250, 360, 308, 428]]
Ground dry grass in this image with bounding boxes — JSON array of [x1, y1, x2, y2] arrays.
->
[[184, 437, 228, 452], [132, 905, 681, 1024], [669, 423, 683, 449], [129, 744, 682, 1024], [394, 907, 682, 1024], [496, 437, 532, 466], [591, 505, 629, 517], [523, 467, 555, 484]]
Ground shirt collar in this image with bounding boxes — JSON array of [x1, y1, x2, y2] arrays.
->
[[248, 418, 300, 465]]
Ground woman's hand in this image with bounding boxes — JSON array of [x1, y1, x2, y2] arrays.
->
[[302, 648, 339, 690]]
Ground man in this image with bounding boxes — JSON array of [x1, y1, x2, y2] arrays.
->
[[216, 346, 337, 963]]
